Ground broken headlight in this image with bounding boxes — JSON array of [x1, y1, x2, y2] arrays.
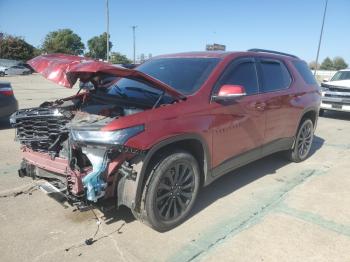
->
[[70, 125, 144, 145]]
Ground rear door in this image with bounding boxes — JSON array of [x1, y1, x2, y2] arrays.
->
[[256, 58, 295, 147], [210, 57, 266, 174]]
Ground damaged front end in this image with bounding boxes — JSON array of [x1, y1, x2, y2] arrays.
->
[[12, 97, 146, 207], [11, 53, 184, 210]]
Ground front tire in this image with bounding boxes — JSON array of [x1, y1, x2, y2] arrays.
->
[[287, 119, 314, 162], [319, 109, 325, 116], [140, 150, 200, 232]]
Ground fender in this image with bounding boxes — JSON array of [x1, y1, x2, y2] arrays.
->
[[295, 106, 319, 135], [117, 133, 212, 211]]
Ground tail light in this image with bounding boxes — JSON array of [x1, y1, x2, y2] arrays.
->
[[0, 86, 14, 96]]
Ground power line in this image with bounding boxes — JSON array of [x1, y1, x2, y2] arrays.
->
[[132, 26, 137, 64], [314, 0, 328, 76], [106, 0, 110, 62]]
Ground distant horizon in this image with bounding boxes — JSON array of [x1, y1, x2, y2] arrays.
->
[[1, 0, 349, 63]]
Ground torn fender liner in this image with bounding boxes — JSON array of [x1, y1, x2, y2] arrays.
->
[[28, 53, 186, 100], [81, 148, 108, 202]]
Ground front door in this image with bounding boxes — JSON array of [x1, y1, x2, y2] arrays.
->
[[210, 58, 266, 175]]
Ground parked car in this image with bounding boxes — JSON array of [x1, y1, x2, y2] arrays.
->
[[0, 82, 18, 120], [320, 69, 350, 115], [5, 65, 31, 75], [11, 50, 320, 231], [0, 66, 7, 77]]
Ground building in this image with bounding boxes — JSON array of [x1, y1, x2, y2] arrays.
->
[[206, 43, 226, 51]]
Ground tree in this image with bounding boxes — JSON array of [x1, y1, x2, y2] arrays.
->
[[86, 33, 112, 60], [309, 61, 320, 70], [320, 57, 334, 70], [42, 29, 84, 55], [333, 57, 348, 70], [0, 34, 36, 61], [110, 52, 131, 64]]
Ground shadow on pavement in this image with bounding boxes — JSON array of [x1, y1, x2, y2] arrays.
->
[[321, 110, 350, 121], [96, 135, 324, 225], [189, 135, 324, 219], [0, 118, 12, 130]]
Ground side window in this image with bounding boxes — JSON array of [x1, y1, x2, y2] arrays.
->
[[292, 60, 317, 85], [260, 60, 291, 92], [218, 61, 259, 95]]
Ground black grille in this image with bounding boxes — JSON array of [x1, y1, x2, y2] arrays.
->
[[12, 107, 71, 153]]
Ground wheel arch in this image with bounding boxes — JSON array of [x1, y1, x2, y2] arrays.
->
[[134, 134, 211, 211], [295, 107, 318, 135]]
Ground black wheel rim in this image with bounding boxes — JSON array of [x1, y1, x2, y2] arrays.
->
[[297, 121, 313, 159], [155, 162, 195, 221]]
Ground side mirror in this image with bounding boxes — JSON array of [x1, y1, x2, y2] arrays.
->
[[323, 78, 329, 82], [212, 84, 246, 103]]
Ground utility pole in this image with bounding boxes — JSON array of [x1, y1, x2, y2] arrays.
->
[[314, 0, 328, 76], [132, 25, 137, 64], [106, 0, 110, 62]]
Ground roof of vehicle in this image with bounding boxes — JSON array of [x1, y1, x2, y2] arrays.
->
[[154, 50, 300, 60], [338, 69, 350, 72]]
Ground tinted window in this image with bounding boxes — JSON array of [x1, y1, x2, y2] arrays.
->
[[260, 60, 291, 92], [109, 58, 220, 96], [293, 60, 317, 85], [219, 61, 259, 95]]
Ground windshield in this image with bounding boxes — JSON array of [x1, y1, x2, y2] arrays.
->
[[331, 71, 350, 81], [107, 57, 220, 96]]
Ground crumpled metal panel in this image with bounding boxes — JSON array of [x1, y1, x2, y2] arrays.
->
[[28, 54, 185, 100]]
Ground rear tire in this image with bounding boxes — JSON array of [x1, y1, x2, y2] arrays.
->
[[139, 150, 200, 232], [0, 72, 5, 77], [286, 119, 314, 162]]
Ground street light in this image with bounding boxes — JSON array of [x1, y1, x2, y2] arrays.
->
[[106, 0, 110, 62], [132, 25, 137, 64], [314, 0, 328, 76]]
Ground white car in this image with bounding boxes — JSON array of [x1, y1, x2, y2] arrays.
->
[[4, 65, 31, 76], [0, 66, 7, 77], [320, 69, 350, 115]]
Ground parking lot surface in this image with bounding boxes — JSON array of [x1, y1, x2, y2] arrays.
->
[[0, 75, 349, 262]]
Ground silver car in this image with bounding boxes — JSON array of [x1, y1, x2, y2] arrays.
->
[[5, 65, 31, 75]]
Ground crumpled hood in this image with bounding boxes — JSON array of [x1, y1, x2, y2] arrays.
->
[[28, 53, 185, 100]]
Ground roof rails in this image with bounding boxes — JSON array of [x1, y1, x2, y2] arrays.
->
[[247, 48, 298, 59]]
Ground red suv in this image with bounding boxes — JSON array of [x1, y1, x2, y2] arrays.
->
[[11, 49, 320, 231]]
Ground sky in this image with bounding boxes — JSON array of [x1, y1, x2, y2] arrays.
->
[[0, 0, 349, 63]]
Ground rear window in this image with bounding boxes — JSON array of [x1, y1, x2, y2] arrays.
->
[[260, 60, 291, 92], [293, 60, 317, 85]]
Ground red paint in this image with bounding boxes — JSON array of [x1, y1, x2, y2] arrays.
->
[[28, 53, 185, 99], [24, 51, 320, 198], [218, 84, 245, 96]]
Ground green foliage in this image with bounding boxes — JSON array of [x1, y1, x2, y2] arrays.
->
[[86, 33, 112, 60], [42, 29, 85, 55], [320, 57, 334, 70], [110, 52, 131, 64], [0, 34, 36, 61], [320, 57, 348, 71], [333, 57, 348, 70]]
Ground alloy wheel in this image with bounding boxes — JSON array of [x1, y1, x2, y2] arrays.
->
[[155, 162, 195, 221], [296, 121, 313, 159]]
